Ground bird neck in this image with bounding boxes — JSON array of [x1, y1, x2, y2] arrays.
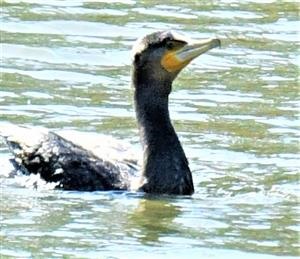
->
[[133, 79, 194, 195], [135, 89, 174, 145]]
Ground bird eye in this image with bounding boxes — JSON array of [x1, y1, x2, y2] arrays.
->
[[166, 41, 175, 50]]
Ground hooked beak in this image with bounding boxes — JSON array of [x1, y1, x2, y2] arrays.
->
[[161, 38, 221, 73]]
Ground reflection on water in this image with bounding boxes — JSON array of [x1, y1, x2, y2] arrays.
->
[[0, 0, 299, 258], [128, 198, 181, 244]]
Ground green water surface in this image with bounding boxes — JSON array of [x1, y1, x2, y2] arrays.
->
[[0, 0, 299, 258]]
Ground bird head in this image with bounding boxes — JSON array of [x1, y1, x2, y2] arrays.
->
[[132, 30, 220, 94]]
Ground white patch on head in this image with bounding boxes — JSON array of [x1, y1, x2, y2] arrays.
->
[[168, 30, 191, 43], [131, 35, 147, 61]]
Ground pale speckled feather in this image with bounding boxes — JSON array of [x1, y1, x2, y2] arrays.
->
[[0, 123, 141, 167]]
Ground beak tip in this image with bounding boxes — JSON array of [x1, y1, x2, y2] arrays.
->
[[213, 38, 221, 48]]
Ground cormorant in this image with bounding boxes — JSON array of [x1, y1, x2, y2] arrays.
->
[[1, 31, 220, 195]]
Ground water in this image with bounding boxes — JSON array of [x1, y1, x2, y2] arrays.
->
[[0, 0, 299, 258]]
